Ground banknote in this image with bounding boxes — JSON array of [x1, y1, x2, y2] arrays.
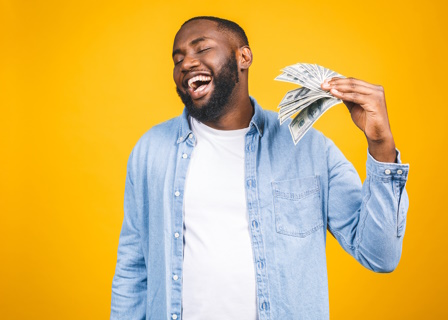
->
[[289, 98, 341, 145], [275, 63, 345, 144]]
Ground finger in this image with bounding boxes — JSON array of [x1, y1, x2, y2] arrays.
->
[[329, 82, 374, 95], [330, 88, 370, 105], [328, 77, 379, 90], [321, 77, 373, 92]]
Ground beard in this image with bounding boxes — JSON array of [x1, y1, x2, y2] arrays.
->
[[176, 54, 239, 123]]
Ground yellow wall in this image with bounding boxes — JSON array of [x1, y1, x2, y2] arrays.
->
[[1, 0, 447, 318]]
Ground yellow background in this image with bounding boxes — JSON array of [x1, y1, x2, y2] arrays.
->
[[1, 0, 447, 318]]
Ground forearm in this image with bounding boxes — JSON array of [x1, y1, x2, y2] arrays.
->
[[353, 151, 409, 272]]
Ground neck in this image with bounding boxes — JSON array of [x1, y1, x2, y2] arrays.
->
[[202, 93, 254, 130]]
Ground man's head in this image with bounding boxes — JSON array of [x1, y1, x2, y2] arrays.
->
[[172, 16, 252, 123]]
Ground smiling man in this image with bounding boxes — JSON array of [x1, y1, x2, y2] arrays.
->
[[111, 16, 410, 320]]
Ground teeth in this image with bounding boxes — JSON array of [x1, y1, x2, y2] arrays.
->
[[188, 75, 212, 88]]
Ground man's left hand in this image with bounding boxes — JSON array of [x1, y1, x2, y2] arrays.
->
[[321, 77, 397, 163]]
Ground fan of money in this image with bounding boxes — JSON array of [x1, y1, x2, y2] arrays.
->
[[275, 63, 345, 145]]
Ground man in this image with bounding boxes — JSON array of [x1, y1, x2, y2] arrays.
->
[[111, 16, 409, 320]]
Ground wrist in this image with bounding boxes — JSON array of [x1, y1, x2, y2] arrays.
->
[[367, 134, 396, 163]]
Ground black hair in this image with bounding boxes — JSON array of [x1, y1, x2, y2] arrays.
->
[[181, 16, 249, 46]]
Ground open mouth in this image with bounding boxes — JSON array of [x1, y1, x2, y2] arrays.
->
[[188, 75, 212, 93], [184, 74, 213, 100]]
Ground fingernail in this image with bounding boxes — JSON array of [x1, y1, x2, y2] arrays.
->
[[322, 80, 330, 88], [331, 88, 340, 95]]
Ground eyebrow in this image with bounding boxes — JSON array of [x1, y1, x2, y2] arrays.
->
[[172, 36, 211, 58]]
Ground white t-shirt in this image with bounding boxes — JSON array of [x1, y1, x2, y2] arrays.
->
[[182, 117, 257, 320]]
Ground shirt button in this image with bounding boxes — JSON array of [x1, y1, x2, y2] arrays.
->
[[189, 133, 193, 139], [173, 275, 179, 280], [174, 232, 180, 238], [172, 314, 178, 320], [252, 220, 259, 228], [397, 169, 403, 175], [385, 169, 391, 175], [182, 153, 188, 159], [174, 191, 180, 197], [260, 301, 269, 310]]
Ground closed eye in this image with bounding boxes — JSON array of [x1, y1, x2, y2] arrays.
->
[[173, 47, 211, 66], [198, 47, 211, 53], [174, 56, 184, 66]]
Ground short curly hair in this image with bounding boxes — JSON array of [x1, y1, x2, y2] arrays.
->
[[181, 16, 249, 47]]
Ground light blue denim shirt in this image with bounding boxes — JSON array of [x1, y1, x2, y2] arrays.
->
[[111, 97, 409, 320]]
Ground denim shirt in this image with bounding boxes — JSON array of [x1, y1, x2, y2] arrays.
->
[[111, 97, 410, 320]]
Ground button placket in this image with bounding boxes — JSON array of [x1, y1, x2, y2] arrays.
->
[[171, 138, 194, 319], [244, 133, 270, 320]]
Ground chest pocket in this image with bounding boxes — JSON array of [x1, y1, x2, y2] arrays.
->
[[272, 176, 323, 237]]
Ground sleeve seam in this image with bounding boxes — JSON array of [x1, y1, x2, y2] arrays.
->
[[327, 224, 356, 250], [355, 174, 372, 249]]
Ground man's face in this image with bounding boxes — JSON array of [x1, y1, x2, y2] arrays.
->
[[172, 20, 239, 123]]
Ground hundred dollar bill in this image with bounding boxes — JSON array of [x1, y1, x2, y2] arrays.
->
[[278, 87, 313, 107], [275, 63, 345, 144], [279, 93, 329, 124], [289, 98, 342, 145]]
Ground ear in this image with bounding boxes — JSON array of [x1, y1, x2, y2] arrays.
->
[[238, 46, 253, 70]]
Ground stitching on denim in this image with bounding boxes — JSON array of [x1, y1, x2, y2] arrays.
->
[[327, 224, 355, 250], [273, 186, 319, 201], [177, 117, 183, 143], [277, 221, 324, 237], [356, 175, 372, 249], [249, 134, 271, 319], [396, 180, 407, 237], [274, 181, 323, 238]]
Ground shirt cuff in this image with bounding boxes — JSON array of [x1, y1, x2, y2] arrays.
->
[[366, 148, 409, 180]]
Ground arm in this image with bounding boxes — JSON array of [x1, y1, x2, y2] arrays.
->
[[322, 77, 409, 272], [111, 152, 147, 319], [326, 139, 409, 272]]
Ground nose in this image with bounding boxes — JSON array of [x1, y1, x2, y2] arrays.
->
[[181, 55, 200, 72]]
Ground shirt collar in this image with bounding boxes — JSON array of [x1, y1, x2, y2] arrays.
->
[[177, 96, 265, 144]]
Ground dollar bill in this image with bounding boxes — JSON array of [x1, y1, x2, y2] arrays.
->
[[279, 92, 330, 124], [275, 63, 345, 144], [278, 87, 313, 107], [274, 72, 304, 86], [288, 98, 341, 145]]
